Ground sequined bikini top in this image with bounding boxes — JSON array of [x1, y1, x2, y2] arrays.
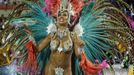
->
[[50, 28, 73, 52]]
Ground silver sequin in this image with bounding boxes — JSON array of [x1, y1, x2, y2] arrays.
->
[[55, 67, 64, 75]]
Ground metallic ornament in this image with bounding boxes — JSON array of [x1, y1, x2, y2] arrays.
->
[[58, 47, 63, 52], [55, 67, 64, 75], [0, 44, 13, 66]]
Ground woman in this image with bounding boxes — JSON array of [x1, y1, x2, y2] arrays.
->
[[38, 10, 76, 75], [2, 0, 132, 75], [32, 9, 106, 75]]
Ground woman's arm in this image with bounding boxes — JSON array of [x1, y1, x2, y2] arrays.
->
[[24, 28, 51, 52], [71, 32, 84, 59], [38, 34, 51, 52], [71, 32, 108, 75]]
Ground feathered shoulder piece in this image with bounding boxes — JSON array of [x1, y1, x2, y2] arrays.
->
[[47, 23, 57, 34]]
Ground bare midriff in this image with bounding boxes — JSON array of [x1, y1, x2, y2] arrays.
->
[[49, 50, 72, 69]]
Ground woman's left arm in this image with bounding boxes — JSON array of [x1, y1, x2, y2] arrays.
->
[[71, 32, 84, 59], [71, 32, 108, 75]]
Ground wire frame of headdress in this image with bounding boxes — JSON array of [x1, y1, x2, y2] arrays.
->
[[59, 0, 69, 13]]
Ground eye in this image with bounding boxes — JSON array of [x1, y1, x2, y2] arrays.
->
[[64, 12, 68, 16], [63, 13, 67, 16], [58, 13, 61, 16]]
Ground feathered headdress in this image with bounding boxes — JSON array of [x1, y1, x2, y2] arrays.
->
[[42, 0, 84, 17]]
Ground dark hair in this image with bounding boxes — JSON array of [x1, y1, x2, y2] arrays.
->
[[58, 10, 69, 16]]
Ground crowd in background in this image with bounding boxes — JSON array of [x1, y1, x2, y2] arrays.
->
[[0, 0, 10, 5], [0, 0, 21, 5], [0, 0, 19, 30]]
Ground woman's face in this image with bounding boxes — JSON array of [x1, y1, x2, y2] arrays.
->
[[57, 11, 68, 25]]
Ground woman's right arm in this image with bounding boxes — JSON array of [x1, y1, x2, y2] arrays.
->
[[24, 28, 51, 52], [38, 34, 51, 52]]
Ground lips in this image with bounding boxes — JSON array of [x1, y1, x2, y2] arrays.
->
[[59, 17, 64, 22], [60, 18, 64, 22]]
